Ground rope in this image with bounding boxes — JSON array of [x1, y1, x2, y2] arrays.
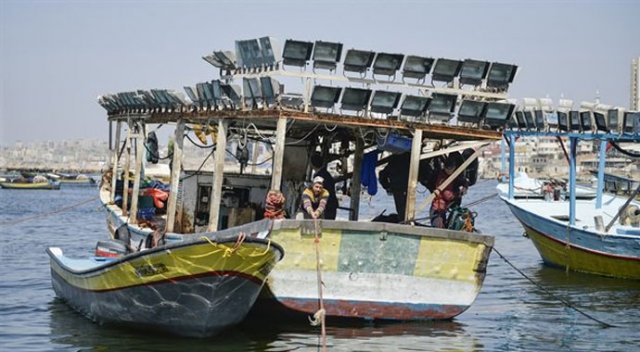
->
[[308, 219, 327, 352], [0, 196, 99, 226], [492, 247, 616, 328]]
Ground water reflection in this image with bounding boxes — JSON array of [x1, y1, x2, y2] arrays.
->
[[50, 297, 483, 352]]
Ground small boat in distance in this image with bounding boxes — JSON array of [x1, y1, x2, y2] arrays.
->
[[48, 173, 97, 186], [0, 175, 60, 190], [47, 232, 284, 337]]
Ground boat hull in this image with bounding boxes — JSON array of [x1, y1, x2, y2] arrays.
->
[[47, 237, 283, 337], [255, 220, 493, 320], [503, 197, 640, 279]]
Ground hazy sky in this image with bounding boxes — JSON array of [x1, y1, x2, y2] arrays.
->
[[1, 0, 639, 145]]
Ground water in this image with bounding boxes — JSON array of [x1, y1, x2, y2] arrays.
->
[[1, 181, 639, 351]]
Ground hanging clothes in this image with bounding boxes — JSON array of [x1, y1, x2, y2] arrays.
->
[[360, 150, 379, 196]]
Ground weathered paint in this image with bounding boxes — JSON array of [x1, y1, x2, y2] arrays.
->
[[259, 221, 492, 320]]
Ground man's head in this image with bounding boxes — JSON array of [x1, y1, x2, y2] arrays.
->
[[444, 156, 457, 175], [312, 176, 324, 194]]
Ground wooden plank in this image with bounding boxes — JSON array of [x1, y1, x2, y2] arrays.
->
[[121, 125, 132, 216], [110, 120, 122, 202], [349, 137, 364, 221], [405, 129, 423, 223], [271, 116, 287, 191], [208, 119, 228, 231], [129, 121, 145, 224], [166, 119, 185, 232]]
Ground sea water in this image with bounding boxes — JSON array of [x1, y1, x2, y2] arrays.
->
[[1, 181, 639, 351]]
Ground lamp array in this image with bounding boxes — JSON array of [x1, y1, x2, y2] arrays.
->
[[98, 90, 189, 115], [506, 98, 640, 135]]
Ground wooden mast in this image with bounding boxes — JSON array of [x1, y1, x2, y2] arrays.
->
[[271, 116, 287, 191], [129, 120, 145, 224], [110, 121, 122, 202], [404, 129, 423, 223], [208, 119, 228, 231], [166, 119, 185, 232]]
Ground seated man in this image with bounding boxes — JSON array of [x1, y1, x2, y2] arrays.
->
[[300, 176, 330, 219], [310, 153, 338, 220]]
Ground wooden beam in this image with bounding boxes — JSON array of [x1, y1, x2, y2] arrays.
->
[[349, 138, 364, 221], [110, 121, 122, 202], [129, 122, 145, 224], [121, 125, 132, 217], [404, 129, 423, 223], [208, 119, 228, 232], [166, 119, 185, 232], [271, 116, 287, 191]]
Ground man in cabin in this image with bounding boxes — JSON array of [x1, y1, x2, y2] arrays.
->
[[310, 153, 338, 220], [379, 152, 411, 221], [430, 155, 468, 228], [301, 176, 330, 219]]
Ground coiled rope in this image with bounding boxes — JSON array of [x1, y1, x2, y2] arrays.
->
[[492, 246, 616, 328], [0, 196, 99, 226]]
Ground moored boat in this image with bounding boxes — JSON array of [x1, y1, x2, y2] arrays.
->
[[499, 109, 640, 279], [0, 177, 60, 190], [47, 232, 284, 337], [96, 35, 508, 322]]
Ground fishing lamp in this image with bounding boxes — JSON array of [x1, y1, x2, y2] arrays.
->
[[594, 112, 607, 132], [399, 95, 430, 120], [569, 111, 581, 132], [372, 53, 405, 77], [282, 40, 313, 67], [260, 77, 281, 106], [623, 111, 640, 134], [402, 55, 434, 81], [487, 63, 518, 90], [483, 102, 515, 129], [580, 111, 593, 132], [340, 88, 372, 112], [534, 110, 546, 131], [428, 93, 457, 122], [212, 80, 226, 109], [457, 100, 486, 124], [203, 51, 236, 71], [183, 86, 200, 110], [506, 113, 518, 130], [310, 86, 342, 109], [312, 41, 343, 71], [343, 49, 375, 74], [459, 59, 490, 86], [432, 58, 462, 84], [523, 111, 536, 130], [202, 82, 216, 108], [221, 83, 242, 109], [557, 111, 569, 132], [369, 90, 402, 114], [235, 37, 279, 69], [195, 83, 207, 110], [243, 78, 262, 108], [150, 90, 170, 111], [514, 111, 527, 130], [607, 109, 620, 132], [166, 90, 189, 110]]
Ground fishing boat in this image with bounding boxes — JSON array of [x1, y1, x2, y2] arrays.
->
[[499, 104, 640, 279], [496, 172, 596, 200], [96, 35, 510, 321], [0, 175, 61, 190], [48, 172, 97, 186], [47, 231, 284, 337]]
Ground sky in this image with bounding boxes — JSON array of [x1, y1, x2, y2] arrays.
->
[[1, 0, 639, 146]]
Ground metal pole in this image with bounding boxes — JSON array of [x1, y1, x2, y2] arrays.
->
[[271, 117, 287, 191], [208, 119, 228, 232], [501, 136, 506, 182], [596, 140, 607, 209], [508, 133, 515, 200], [166, 119, 185, 232], [569, 137, 577, 226], [404, 129, 422, 223], [349, 137, 364, 221]]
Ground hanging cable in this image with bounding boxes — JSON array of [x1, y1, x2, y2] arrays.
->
[[492, 247, 616, 328], [610, 141, 640, 158]]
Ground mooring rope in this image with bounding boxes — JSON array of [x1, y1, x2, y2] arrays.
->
[[308, 218, 328, 352], [0, 196, 99, 226], [491, 246, 616, 328]]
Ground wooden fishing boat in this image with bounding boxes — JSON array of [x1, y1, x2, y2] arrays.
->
[[47, 232, 283, 337], [96, 35, 509, 321], [49, 173, 97, 186], [0, 180, 60, 190], [499, 111, 640, 279]]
